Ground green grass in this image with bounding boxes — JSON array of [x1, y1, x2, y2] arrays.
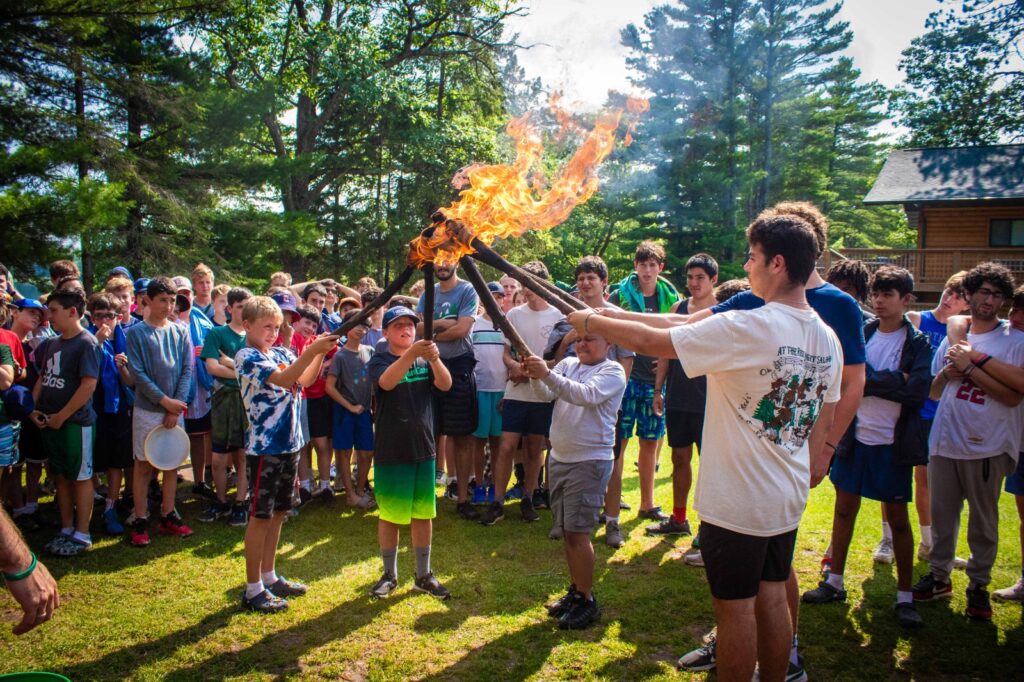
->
[[2, 443, 1023, 680]]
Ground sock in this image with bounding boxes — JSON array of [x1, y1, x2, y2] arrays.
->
[[605, 515, 619, 525], [245, 580, 264, 599], [920, 525, 932, 546], [105, 498, 116, 511], [381, 547, 398, 578], [826, 572, 844, 591], [300, 479, 311, 492], [415, 545, 432, 579], [881, 522, 892, 542], [261, 570, 278, 585], [897, 590, 913, 605], [319, 480, 331, 490], [72, 531, 92, 545], [790, 636, 799, 666], [672, 506, 686, 523], [61, 526, 73, 537]]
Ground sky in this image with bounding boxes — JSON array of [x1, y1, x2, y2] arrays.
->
[[504, 0, 939, 111]]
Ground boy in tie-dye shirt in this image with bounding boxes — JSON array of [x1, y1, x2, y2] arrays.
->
[[235, 296, 337, 614]]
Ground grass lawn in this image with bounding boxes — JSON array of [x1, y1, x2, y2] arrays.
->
[[2, 443, 1022, 680]]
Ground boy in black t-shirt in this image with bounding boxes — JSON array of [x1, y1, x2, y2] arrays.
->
[[367, 306, 452, 599]]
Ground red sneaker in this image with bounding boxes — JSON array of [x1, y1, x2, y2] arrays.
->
[[159, 511, 194, 537], [130, 520, 151, 547]]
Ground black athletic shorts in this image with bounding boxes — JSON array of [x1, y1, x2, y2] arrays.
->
[[184, 413, 212, 435], [666, 410, 704, 451], [613, 410, 623, 460], [306, 395, 333, 439], [438, 353, 478, 436], [94, 409, 134, 470], [700, 522, 797, 600]]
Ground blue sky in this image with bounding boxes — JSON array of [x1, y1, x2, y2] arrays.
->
[[505, 0, 938, 115]]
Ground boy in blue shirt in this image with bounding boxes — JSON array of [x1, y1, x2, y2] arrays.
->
[[235, 296, 337, 613]]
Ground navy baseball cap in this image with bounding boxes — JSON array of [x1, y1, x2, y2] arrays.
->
[[382, 306, 419, 329], [487, 281, 504, 295], [109, 266, 132, 280], [271, 291, 300, 320], [133, 278, 150, 294]]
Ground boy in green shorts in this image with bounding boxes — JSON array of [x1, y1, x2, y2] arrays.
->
[[30, 288, 101, 557], [200, 287, 253, 526], [367, 306, 452, 599]]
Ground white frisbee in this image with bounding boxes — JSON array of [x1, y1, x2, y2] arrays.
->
[[143, 425, 191, 471]]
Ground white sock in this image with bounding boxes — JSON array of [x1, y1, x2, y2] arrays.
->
[[72, 531, 92, 545], [790, 636, 800, 666], [319, 480, 331, 490], [61, 526, 74, 537], [920, 525, 932, 546], [261, 570, 278, 585], [881, 522, 892, 542], [605, 515, 619, 525], [897, 590, 913, 604], [245, 581, 264, 599], [826, 572, 844, 591], [105, 498, 116, 511], [300, 479, 311, 492]]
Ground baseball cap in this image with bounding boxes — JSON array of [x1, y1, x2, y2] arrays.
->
[[133, 277, 150, 294], [109, 266, 132, 280], [172, 276, 192, 293], [487, 281, 504, 295], [175, 294, 191, 312], [13, 298, 47, 313], [338, 296, 362, 309], [271, 291, 300, 321], [382, 306, 419, 329]]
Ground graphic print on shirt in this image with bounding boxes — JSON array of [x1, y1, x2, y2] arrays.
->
[[743, 345, 835, 451], [42, 350, 64, 389]]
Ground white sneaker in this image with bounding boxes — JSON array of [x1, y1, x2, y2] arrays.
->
[[683, 547, 704, 568], [873, 539, 894, 564], [993, 577, 1024, 602], [953, 555, 969, 570], [917, 542, 931, 561]]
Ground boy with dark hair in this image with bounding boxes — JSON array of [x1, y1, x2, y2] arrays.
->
[[200, 287, 253, 526], [125, 276, 194, 547], [369, 307, 453, 599], [480, 260, 562, 526], [236, 296, 337, 612], [915, 262, 1024, 620], [362, 287, 385, 349], [608, 240, 679, 522], [825, 259, 871, 307], [802, 266, 932, 628], [47, 261, 80, 291], [648, 253, 718, 540], [326, 310, 377, 509], [87, 293, 135, 536], [30, 288, 101, 556]]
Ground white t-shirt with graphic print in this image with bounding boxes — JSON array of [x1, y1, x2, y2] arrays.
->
[[856, 327, 907, 446], [670, 302, 843, 537]]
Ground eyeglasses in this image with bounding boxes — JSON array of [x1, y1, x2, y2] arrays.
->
[[93, 312, 118, 320], [975, 288, 1006, 301]]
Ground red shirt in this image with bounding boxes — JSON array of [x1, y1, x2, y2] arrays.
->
[[304, 345, 337, 399], [0, 328, 27, 369], [289, 333, 312, 397]]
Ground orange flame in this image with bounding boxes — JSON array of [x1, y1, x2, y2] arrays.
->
[[409, 96, 648, 267]]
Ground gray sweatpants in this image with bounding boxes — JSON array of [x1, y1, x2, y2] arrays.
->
[[928, 453, 1015, 587]]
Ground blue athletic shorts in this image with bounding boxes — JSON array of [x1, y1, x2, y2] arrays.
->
[[473, 391, 503, 439], [332, 406, 374, 452], [830, 439, 912, 503], [501, 398, 554, 437], [618, 379, 665, 441], [1005, 454, 1024, 496]]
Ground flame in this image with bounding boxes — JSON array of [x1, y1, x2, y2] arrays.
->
[[409, 96, 648, 267]]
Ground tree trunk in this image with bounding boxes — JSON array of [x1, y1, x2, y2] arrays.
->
[[73, 47, 94, 291]]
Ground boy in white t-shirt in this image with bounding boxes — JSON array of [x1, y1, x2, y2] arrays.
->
[[570, 214, 842, 682], [470, 283, 509, 502]]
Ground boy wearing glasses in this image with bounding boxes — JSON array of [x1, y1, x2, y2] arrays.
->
[[914, 262, 1024, 621]]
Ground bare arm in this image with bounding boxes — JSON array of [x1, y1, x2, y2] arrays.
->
[[826, 363, 865, 447], [0, 363, 12, 391], [266, 334, 336, 389], [431, 356, 452, 392], [0, 507, 59, 635], [44, 377, 97, 430], [566, 312, 677, 359], [205, 357, 236, 380], [602, 308, 690, 328], [433, 315, 474, 342], [809, 401, 839, 488], [325, 372, 361, 412]]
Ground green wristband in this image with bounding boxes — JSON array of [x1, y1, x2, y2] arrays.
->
[[3, 552, 37, 582]]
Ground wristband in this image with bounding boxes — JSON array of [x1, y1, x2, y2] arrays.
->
[[584, 312, 596, 335], [825, 442, 837, 451], [3, 552, 37, 582], [976, 354, 992, 369]]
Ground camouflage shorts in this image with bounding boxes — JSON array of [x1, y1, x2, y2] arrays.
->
[[247, 451, 299, 519]]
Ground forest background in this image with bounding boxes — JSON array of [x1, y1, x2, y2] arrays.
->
[[1, 0, 1022, 292]]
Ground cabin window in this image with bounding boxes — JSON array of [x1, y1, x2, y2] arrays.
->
[[990, 219, 1024, 247]]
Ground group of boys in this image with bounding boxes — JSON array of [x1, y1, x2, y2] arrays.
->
[[5, 198, 1024, 672]]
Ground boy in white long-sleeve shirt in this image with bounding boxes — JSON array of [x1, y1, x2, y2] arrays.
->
[[523, 333, 627, 630]]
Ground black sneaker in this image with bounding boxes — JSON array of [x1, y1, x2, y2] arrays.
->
[[532, 487, 550, 509], [894, 601, 924, 628], [520, 494, 540, 522], [637, 506, 669, 522], [242, 589, 288, 613], [966, 586, 992, 620], [228, 503, 249, 527], [785, 655, 807, 682], [558, 591, 600, 630], [546, 584, 577, 618], [912, 573, 953, 602], [677, 631, 716, 671], [645, 516, 691, 536], [13, 513, 40, 532], [298, 487, 312, 506], [457, 501, 480, 521], [801, 580, 847, 604], [480, 501, 505, 526], [312, 487, 335, 505], [370, 572, 398, 598], [199, 502, 227, 523], [413, 572, 451, 600], [444, 480, 458, 501], [267, 576, 307, 598], [192, 482, 216, 500]]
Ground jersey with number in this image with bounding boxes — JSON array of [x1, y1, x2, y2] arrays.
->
[[930, 322, 1024, 461]]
